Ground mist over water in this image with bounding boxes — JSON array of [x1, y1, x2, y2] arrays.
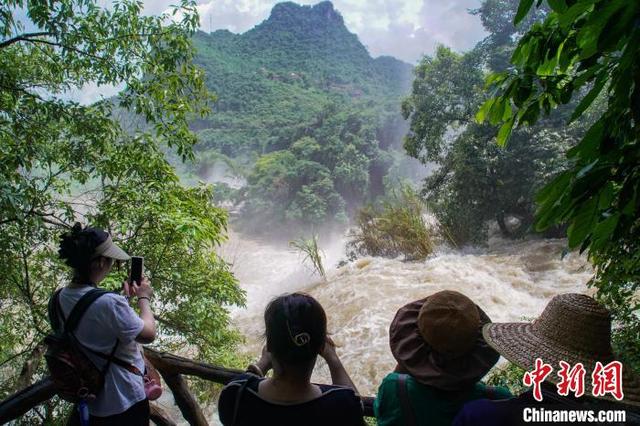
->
[[220, 230, 593, 397]]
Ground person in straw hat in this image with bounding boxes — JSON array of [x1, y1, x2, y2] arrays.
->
[[453, 293, 640, 426], [374, 290, 511, 426]]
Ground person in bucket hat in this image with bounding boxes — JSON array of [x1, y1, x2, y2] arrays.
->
[[374, 290, 511, 426], [453, 293, 640, 426]]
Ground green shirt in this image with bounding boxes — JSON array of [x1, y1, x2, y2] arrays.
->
[[374, 372, 512, 426]]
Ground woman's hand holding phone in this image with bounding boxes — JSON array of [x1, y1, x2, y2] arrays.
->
[[132, 276, 153, 299], [122, 276, 152, 299]]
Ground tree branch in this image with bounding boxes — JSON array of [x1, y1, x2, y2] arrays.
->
[[3, 36, 108, 62], [0, 32, 52, 49]]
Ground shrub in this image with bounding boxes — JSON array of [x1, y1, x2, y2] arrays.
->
[[348, 186, 434, 261]]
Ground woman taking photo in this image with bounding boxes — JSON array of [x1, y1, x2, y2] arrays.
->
[[53, 223, 156, 425], [218, 292, 364, 425]]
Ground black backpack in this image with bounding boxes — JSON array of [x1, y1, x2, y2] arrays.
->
[[45, 288, 140, 402]]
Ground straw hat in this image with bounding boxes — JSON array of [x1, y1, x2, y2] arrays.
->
[[389, 290, 499, 391], [483, 293, 640, 407]]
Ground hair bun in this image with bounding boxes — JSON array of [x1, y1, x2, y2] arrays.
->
[[71, 222, 83, 235]]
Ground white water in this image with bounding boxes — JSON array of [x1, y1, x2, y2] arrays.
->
[[220, 232, 594, 397], [159, 230, 593, 424]]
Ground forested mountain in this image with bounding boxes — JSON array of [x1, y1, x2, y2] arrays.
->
[[188, 1, 414, 230]]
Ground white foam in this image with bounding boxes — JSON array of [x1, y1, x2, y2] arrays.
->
[[222, 233, 593, 397]]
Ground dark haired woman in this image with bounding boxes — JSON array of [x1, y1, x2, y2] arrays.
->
[[218, 292, 364, 425], [55, 223, 156, 425]]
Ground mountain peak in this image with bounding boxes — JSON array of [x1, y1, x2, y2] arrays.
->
[[268, 1, 344, 26]]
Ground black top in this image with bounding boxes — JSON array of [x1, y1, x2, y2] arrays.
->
[[218, 374, 364, 426]]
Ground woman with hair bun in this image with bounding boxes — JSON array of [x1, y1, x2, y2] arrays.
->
[[54, 223, 156, 425], [218, 292, 364, 425]]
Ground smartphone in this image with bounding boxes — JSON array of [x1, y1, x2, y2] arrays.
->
[[130, 256, 144, 286]]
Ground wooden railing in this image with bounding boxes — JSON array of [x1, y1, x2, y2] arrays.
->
[[0, 347, 375, 425]]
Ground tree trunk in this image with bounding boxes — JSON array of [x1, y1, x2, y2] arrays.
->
[[496, 211, 512, 237]]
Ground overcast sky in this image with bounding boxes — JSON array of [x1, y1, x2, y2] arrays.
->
[[147, 0, 487, 64]]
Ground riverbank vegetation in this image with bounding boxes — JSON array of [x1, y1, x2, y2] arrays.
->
[[402, 0, 596, 246], [478, 0, 640, 373]]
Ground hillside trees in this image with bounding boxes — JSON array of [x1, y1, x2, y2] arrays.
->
[[187, 3, 412, 232], [478, 0, 640, 370], [240, 103, 399, 231], [402, 0, 581, 244], [0, 0, 243, 418]]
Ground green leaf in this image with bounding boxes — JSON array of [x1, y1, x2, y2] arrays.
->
[[566, 118, 604, 159], [597, 182, 615, 210], [597, 1, 636, 53], [535, 172, 573, 231], [570, 76, 606, 123], [548, 0, 568, 13], [590, 213, 620, 251], [496, 117, 515, 147], [560, 1, 596, 30], [514, 0, 535, 26], [518, 101, 540, 125], [577, 0, 626, 59], [475, 98, 495, 123], [485, 72, 508, 88], [536, 172, 572, 204], [488, 98, 507, 125], [567, 195, 598, 248], [536, 55, 558, 76]]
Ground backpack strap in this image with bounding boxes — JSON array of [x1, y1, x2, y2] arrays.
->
[[231, 376, 253, 426], [88, 346, 144, 377], [396, 374, 417, 426], [47, 289, 64, 331], [64, 289, 109, 333]]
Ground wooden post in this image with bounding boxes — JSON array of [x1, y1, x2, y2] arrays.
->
[[0, 377, 56, 424], [150, 402, 177, 426], [158, 369, 208, 426]]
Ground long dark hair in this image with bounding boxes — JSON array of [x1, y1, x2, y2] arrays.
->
[[264, 293, 327, 365], [58, 223, 105, 284]]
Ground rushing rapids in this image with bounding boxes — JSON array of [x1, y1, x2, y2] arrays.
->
[[221, 232, 593, 397]]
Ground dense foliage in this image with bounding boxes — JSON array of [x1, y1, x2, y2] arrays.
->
[[188, 2, 412, 231], [479, 0, 640, 371], [401, 0, 589, 244], [348, 186, 434, 261], [0, 0, 244, 419]]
